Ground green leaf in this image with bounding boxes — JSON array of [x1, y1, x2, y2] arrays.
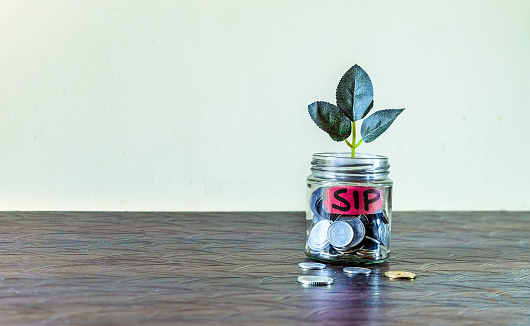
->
[[360, 109, 405, 143], [308, 101, 352, 141], [336, 64, 374, 121]]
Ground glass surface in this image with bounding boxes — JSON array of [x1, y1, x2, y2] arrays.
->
[[305, 152, 393, 264]]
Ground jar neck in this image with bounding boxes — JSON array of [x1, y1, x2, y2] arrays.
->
[[310, 152, 390, 182]]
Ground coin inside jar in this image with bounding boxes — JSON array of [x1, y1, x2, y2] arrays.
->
[[380, 224, 389, 246], [327, 218, 365, 250], [307, 220, 332, 251], [309, 187, 331, 220], [384, 271, 416, 279], [370, 215, 389, 246]]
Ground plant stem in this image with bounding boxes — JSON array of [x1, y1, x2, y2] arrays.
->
[[351, 121, 356, 158], [354, 139, 363, 148], [344, 139, 353, 148]]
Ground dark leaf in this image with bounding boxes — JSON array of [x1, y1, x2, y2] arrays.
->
[[360, 109, 405, 143], [308, 101, 352, 141], [336, 64, 374, 121]]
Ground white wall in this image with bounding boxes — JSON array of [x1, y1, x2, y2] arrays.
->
[[1, 0, 529, 211]]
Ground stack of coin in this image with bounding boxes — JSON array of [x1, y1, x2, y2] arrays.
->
[[369, 213, 389, 246], [309, 187, 331, 221], [358, 213, 390, 251]]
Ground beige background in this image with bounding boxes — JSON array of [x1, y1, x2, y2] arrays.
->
[[1, 0, 529, 211]]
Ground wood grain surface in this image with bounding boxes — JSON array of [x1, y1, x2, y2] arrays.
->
[[0, 211, 528, 325]]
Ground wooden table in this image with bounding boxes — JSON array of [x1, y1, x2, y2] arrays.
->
[[0, 212, 528, 325]]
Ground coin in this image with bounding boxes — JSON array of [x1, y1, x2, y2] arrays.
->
[[298, 262, 327, 270], [371, 211, 389, 224], [358, 214, 371, 226], [328, 218, 366, 249], [343, 267, 371, 275], [297, 275, 334, 286], [307, 220, 332, 251], [356, 248, 382, 259], [380, 224, 389, 246], [327, 221, 354, 248], [359, 213, 380, 250], [365, 214, 389, 246], [309, 188, 324, 219], [309, 187, 331, 220], [380, 212, 389, 224], [384, 271, 416, 279]]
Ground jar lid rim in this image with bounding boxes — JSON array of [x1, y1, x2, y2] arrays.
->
[[312, 152, 388, 161], [310, 152, 390, 179]]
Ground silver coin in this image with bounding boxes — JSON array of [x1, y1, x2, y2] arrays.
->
[[309, 187, 325, 220], [350, 218, 366, 243], [327, 221, 354, 248], [380, 224, 389, 246], [327, 218, 366, 250], [369, 215, 389, 247], [307, 220, 332, 251], [298, 262, 327, 270], [297, 275, 334, 286], [358, 214, 370, 225], [343, 267, 372, 275], [345, 218, 366, 248]]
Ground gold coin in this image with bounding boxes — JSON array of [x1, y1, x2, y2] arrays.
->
[[384, 271, 416, 279]]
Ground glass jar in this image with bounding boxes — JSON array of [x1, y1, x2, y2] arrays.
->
[[305, 152, 393, 264]]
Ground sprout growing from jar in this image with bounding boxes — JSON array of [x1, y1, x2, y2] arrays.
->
[[308, 64, 405, 158]]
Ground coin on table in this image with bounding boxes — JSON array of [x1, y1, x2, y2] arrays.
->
[[297, 275, 334, 286], [343, 267, 371, 275], [298, 262, 327, 270], [384, 271, 416, 279]]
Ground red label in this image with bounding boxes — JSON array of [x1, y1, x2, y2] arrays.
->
[[324, 186, 383, 215]]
